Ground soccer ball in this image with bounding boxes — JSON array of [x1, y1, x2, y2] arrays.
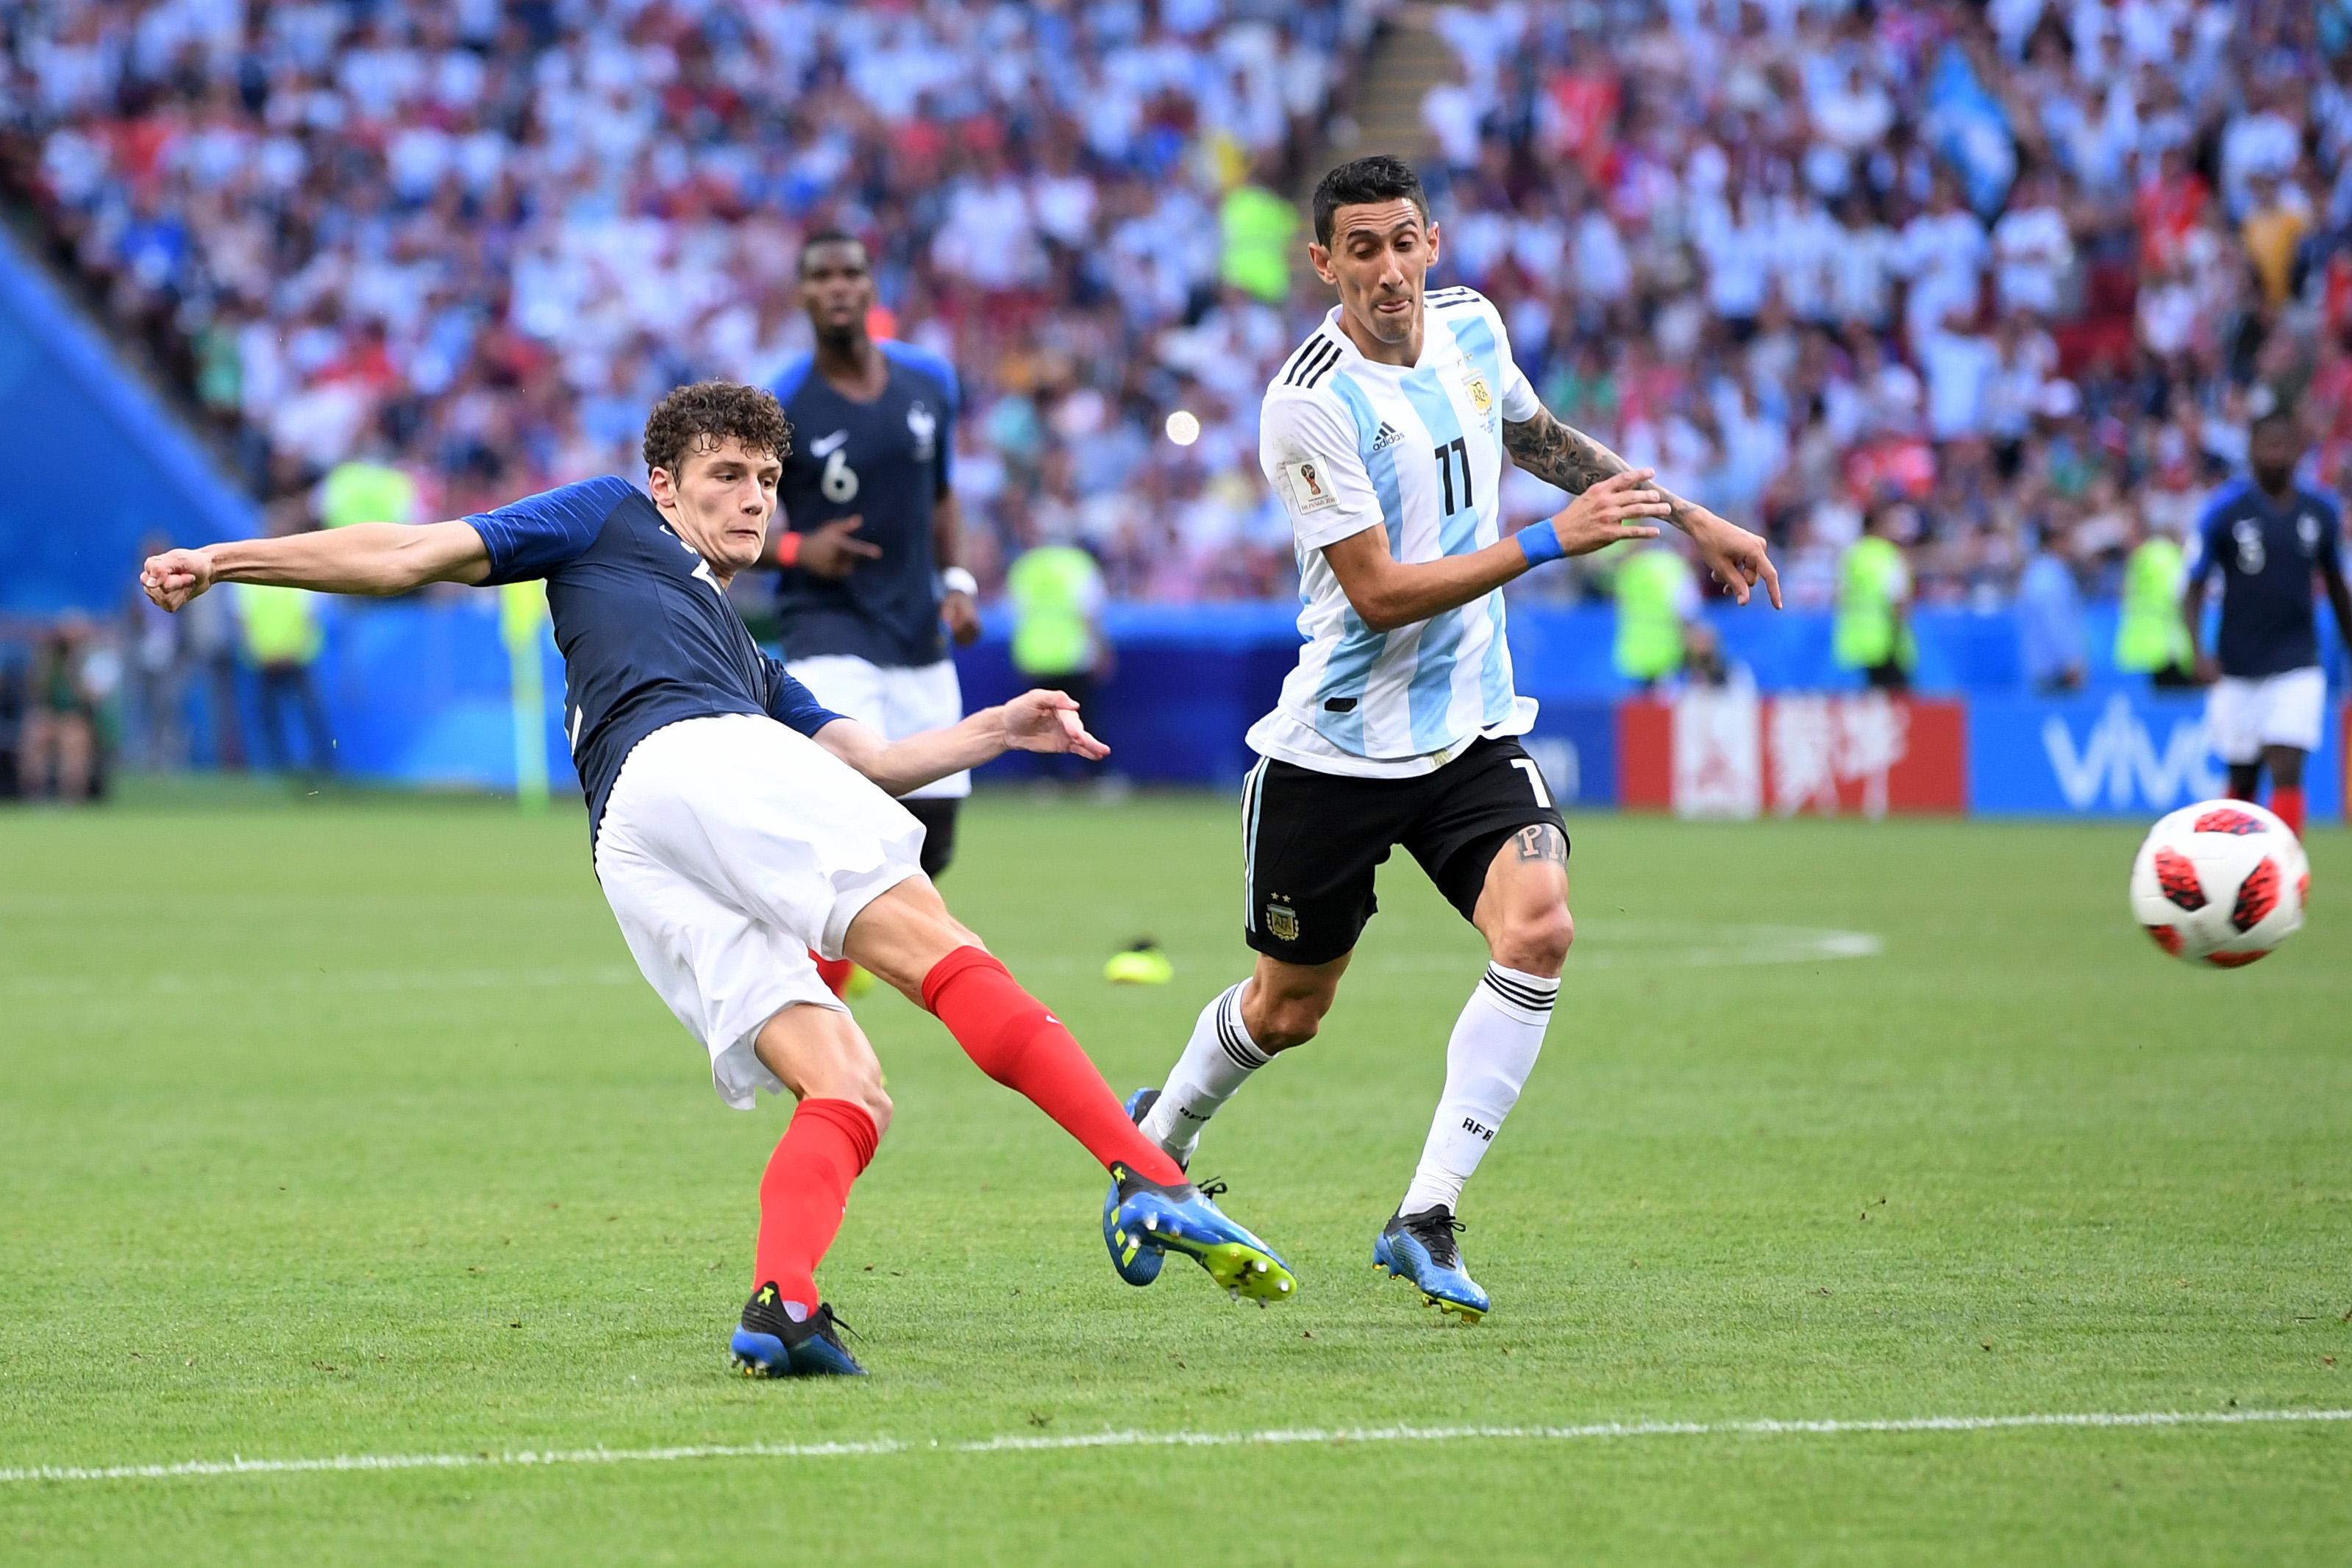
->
[[2129, 800, 2308, 967]]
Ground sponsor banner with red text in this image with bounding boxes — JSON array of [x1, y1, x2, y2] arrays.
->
[[1619, 692, 1968, 819]]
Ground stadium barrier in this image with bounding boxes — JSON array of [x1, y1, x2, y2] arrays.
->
[[165, 596, 2345, 822]]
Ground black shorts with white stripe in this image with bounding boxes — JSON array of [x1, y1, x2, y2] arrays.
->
[[1239, 737, 1569, 968]]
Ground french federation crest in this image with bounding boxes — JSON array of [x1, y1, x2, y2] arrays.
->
[[907, 400, 937, 461], [1264, 901, 1300, 942]]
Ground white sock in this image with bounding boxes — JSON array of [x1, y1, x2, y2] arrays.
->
[[1140, 981, 1267, 1160], [1400, 964, 1557, 1216]]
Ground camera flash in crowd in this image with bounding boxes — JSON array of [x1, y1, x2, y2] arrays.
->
[[1164, 410, 1200, 447]]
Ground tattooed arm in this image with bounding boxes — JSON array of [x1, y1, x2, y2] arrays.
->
[[1502, 408, 1783, 608]]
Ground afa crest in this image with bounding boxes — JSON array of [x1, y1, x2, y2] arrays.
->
[[1264, 902, 1300, 942], [1462, 372, 1492, 418]]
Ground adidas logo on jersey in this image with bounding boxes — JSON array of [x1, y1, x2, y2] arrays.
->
[[1370, 421, 1403, 454]]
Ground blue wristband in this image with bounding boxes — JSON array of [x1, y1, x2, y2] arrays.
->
[[1517, 518, 1565, 566]]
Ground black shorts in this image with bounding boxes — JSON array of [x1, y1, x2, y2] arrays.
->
[[1241, 736, 1569, 967]]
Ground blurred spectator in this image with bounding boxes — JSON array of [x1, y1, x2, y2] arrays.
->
[[233, 577, 332, 777], [1005, 522, 1110, 782], [1611, 541, 1697, 689], [22, 619, 113, 802], [124, 532, 193, 770], [2115, 506, 2197, 687], [2017, 526, 2088, 694], [1835, 505, 1916, 692]]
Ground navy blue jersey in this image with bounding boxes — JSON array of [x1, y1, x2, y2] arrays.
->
[[2192, 480, 2345, 677], [468, 476, 843, 839], [770, 341, 958, 666]]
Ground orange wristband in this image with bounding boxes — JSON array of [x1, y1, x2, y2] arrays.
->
[[773, 531, 802, 569]]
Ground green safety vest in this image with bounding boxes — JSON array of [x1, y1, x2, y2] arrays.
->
[[320, 461, 417, 530], [2114, 538, 2191, 673], [1834, 535, 1913, 670], [235, 582, 322, 666], [1006, 546, 1100, 677], [1219, 185, 1297, 305], [1613, 548, 1686, 681]]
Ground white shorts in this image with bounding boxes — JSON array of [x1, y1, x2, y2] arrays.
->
[[2205, 666, 2326, 764], [593, 714, 926, 1109], [785, 655, 971, 800]]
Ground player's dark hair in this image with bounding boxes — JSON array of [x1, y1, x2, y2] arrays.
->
[[1312, 154, 1429, 247], [798, 228, 866, 274], [641, 381, 794, 477], [2248, 405, 2299, 438]]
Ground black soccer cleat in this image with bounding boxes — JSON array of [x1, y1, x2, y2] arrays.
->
[[729, 1283, 866, 1377]]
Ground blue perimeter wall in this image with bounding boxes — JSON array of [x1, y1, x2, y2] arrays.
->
[[0, 229, 254, 613]]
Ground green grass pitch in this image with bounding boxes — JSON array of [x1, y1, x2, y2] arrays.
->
[[3, 790, 2348, 1565]]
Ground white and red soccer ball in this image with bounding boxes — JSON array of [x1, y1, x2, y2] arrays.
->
[[2130, 800, 2309, 967]]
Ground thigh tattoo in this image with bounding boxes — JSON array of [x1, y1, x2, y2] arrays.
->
[[1511, 823, 1567, 863]]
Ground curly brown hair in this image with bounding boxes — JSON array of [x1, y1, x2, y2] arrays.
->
[[640, 381, 794, 477]]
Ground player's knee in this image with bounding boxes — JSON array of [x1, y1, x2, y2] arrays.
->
[[1253, 991, 1330, 1052], [855, 1078, 894, 1138], [1494, 903, 1574, 976]]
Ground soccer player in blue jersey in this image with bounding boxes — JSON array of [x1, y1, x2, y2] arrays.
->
[[766, 232, 979, 891], [140, 382, 1295, 1378], [2182, 406, 2352, 839], [1121, 155, 1780, 1322]]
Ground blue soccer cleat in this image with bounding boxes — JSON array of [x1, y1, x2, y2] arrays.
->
[[1102, 1088, 1183, 1286], [728, 1284, 866, 1377], [1105, 1161, 1297, 1303], [1374, 1206, 1490, 1322]]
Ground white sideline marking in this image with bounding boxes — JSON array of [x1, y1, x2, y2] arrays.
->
[[6, 1408, 2344, 1487]]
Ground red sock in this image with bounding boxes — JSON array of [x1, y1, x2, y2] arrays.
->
[[810, 950, 856, 1000], [921, 946, 1187, 1186], [754, 1097, 880, 1314], [2273, 785, 2306, 838]]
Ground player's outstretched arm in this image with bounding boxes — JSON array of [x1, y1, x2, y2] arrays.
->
[[1324, 469, 1667, 633], [1502, 408, 1782, 608], [815, 691, 1108, 797], [140, 522, 493, 610]]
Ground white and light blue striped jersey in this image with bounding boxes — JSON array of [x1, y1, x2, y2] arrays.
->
[[1250, 287, 1543, 777]]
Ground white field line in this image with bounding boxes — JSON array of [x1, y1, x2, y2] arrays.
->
[[6, 1408, 2345, 1487]]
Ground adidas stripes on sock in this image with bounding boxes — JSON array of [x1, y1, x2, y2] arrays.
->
[[1400, 964, 1557, 1217], [1140, 981, 1268, 1160]]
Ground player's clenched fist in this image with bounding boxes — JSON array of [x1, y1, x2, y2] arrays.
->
[[140, 547, 214, 611], [999, 688, 1109, 760]]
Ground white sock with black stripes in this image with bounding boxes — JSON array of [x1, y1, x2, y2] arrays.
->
[[1139, 981, 1268, 1163], [1400, 964, 1558, 1217]]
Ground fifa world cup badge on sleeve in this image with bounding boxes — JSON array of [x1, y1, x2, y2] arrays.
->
[[1284, 460, 1338, 514]]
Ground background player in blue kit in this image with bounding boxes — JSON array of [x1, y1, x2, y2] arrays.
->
[[767, 232, 980, 892], [139, 381, 1296, 1378], [2183, 407, 2352, 839]]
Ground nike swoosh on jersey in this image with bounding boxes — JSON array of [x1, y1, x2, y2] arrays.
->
[[809, 430, 850, 457]]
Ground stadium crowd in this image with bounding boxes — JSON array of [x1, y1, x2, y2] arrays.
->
[[0, 0, 2347, 618]]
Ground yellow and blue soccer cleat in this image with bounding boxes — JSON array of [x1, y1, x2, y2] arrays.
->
[[728, 1285, 866, 1376], [1374, 1207, 1489, 1322], [1102, 1088, 1178, 1285], [1103, 1158, 1296, 1304]]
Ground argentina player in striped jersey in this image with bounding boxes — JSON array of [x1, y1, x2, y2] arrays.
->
[[1122, 156, 1781, 1322]]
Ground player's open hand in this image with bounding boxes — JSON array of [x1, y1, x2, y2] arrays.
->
[[943, 590, 981, 646], [140, 547, 214, 611], [1553, 470, 1671, 556], [1682, 505, 1783, 609], [1002, 689, 1109, 760], [798, 516, 883, 579]]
